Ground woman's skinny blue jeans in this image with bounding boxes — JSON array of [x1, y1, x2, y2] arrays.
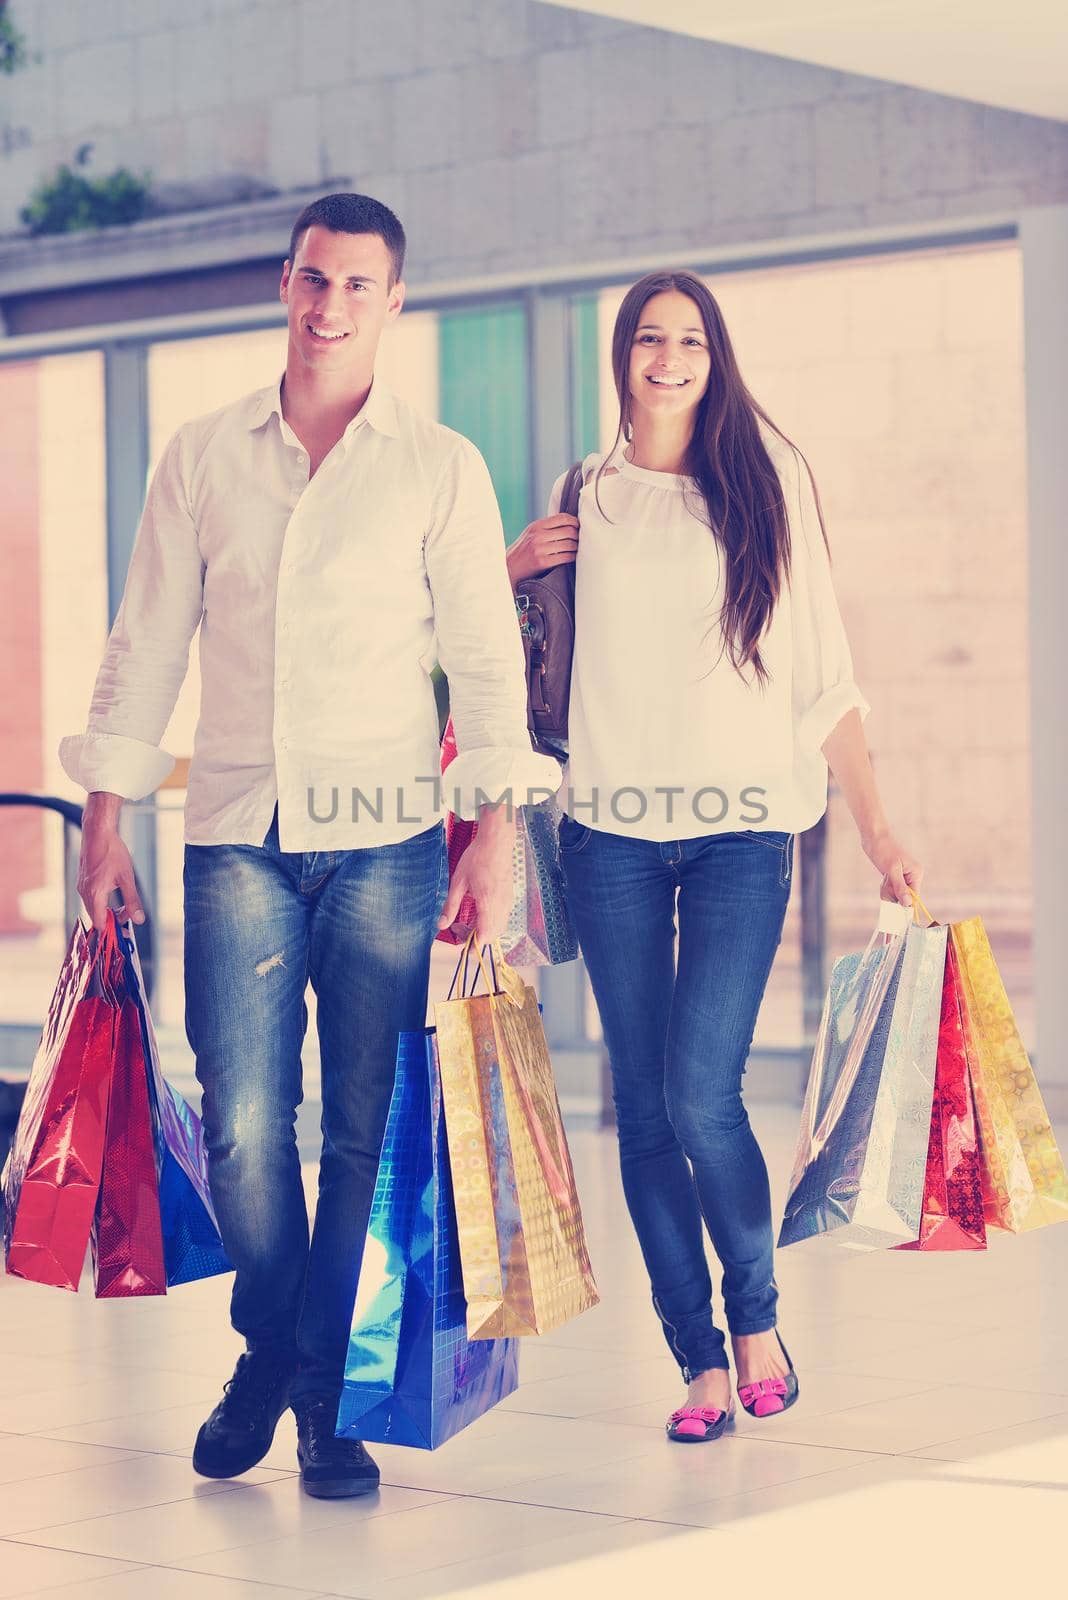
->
[[559, 818, 793, 1380]]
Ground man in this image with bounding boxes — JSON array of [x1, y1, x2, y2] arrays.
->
[[61, 193, 557, 1498]]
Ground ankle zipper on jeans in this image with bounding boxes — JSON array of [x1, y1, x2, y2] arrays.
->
[[653, 1294, 693, 1385]]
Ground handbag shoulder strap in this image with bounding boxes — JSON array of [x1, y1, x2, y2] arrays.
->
[[558, 461, 584, 520]]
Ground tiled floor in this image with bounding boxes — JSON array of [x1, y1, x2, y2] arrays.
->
[[1, 1106, 1065, 1599]]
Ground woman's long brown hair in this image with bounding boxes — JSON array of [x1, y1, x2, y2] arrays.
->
[[600, 269, 828, 685]]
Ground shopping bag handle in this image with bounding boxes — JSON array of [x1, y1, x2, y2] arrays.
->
[[484, 943, 524, 1006], [909, 886, 936, 926], [445, 934, 525, 1007], [447, 934, 498, 1000], [80, 909, 125, 1005]]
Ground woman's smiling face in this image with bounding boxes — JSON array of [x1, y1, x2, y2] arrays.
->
[[627, 289, 712, 421]]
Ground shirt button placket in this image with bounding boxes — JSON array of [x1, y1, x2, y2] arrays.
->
[[276, 498, 299, 795]]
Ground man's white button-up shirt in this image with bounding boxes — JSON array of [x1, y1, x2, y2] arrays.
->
[[60, 380, 560, 849]]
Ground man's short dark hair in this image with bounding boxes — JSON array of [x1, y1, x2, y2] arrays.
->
[[288, 193, 406, 286]]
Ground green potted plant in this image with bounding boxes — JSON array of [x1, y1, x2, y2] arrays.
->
[[20, 143, 153, 236]]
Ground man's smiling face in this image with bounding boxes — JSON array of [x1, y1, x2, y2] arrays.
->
[[280, 225, 404, 377]]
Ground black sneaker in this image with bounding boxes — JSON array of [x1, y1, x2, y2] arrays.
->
[[296, 1399, 381, 1499], [193, 1349, 295, 1479]]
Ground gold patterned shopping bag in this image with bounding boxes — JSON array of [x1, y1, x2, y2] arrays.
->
[[434, 938, 599, 1339], [950, 916, 1068, 1233]]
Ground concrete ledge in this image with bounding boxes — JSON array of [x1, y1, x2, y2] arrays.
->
[[0, 204, 1018, 348], [0, 184, 335, 296]]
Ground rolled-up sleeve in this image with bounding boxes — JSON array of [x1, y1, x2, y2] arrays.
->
[[424, 438, 561, 818], [787, 446, 870, 752], [59, 428, 205, 800]]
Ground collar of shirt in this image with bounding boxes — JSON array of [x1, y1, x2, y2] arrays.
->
[[245, 375, 400, 449]]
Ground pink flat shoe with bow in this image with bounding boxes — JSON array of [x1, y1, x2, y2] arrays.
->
[[737, 1331, 799, 1418], [666, 1401, 734, 1443]]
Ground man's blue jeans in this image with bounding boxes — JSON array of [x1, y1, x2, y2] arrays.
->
[[183, 813, 448, 1409], [558, 818, 793, 1380]]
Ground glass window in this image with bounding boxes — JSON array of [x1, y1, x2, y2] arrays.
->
[[438, 304, 531, 539], [570, 293, 602, 461]]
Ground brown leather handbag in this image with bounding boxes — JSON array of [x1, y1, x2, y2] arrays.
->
[[515, 463, 582, 759]]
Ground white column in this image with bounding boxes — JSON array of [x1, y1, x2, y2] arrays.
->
[[1020, 204, 1068, 1118]]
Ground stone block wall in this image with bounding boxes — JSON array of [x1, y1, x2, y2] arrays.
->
[[2, 1, 1067, 278]]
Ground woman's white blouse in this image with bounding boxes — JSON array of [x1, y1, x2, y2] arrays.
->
[[551, 432, 869, 842]]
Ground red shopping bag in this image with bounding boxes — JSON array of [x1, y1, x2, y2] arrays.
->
[[3, 919, 125, 1290], [436, 716, 479, 944], [91, 974, 167, 1299], [896, 941, 986, 1252]]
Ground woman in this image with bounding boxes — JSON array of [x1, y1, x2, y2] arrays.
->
[[506, 270, 922, 1443]]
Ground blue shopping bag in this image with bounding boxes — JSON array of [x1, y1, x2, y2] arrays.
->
[[118, 925, 231, 1287], [506, 799, 579, 967], [778, 902, 939, 1250], [336, 1027, 519, 1450]]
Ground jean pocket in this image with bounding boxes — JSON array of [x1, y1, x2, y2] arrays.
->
[[738, 830, 793, 886], [557, 814, 593, 854]]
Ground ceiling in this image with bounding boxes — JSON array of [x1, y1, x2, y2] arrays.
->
[[536, 0, 1068, 121]]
